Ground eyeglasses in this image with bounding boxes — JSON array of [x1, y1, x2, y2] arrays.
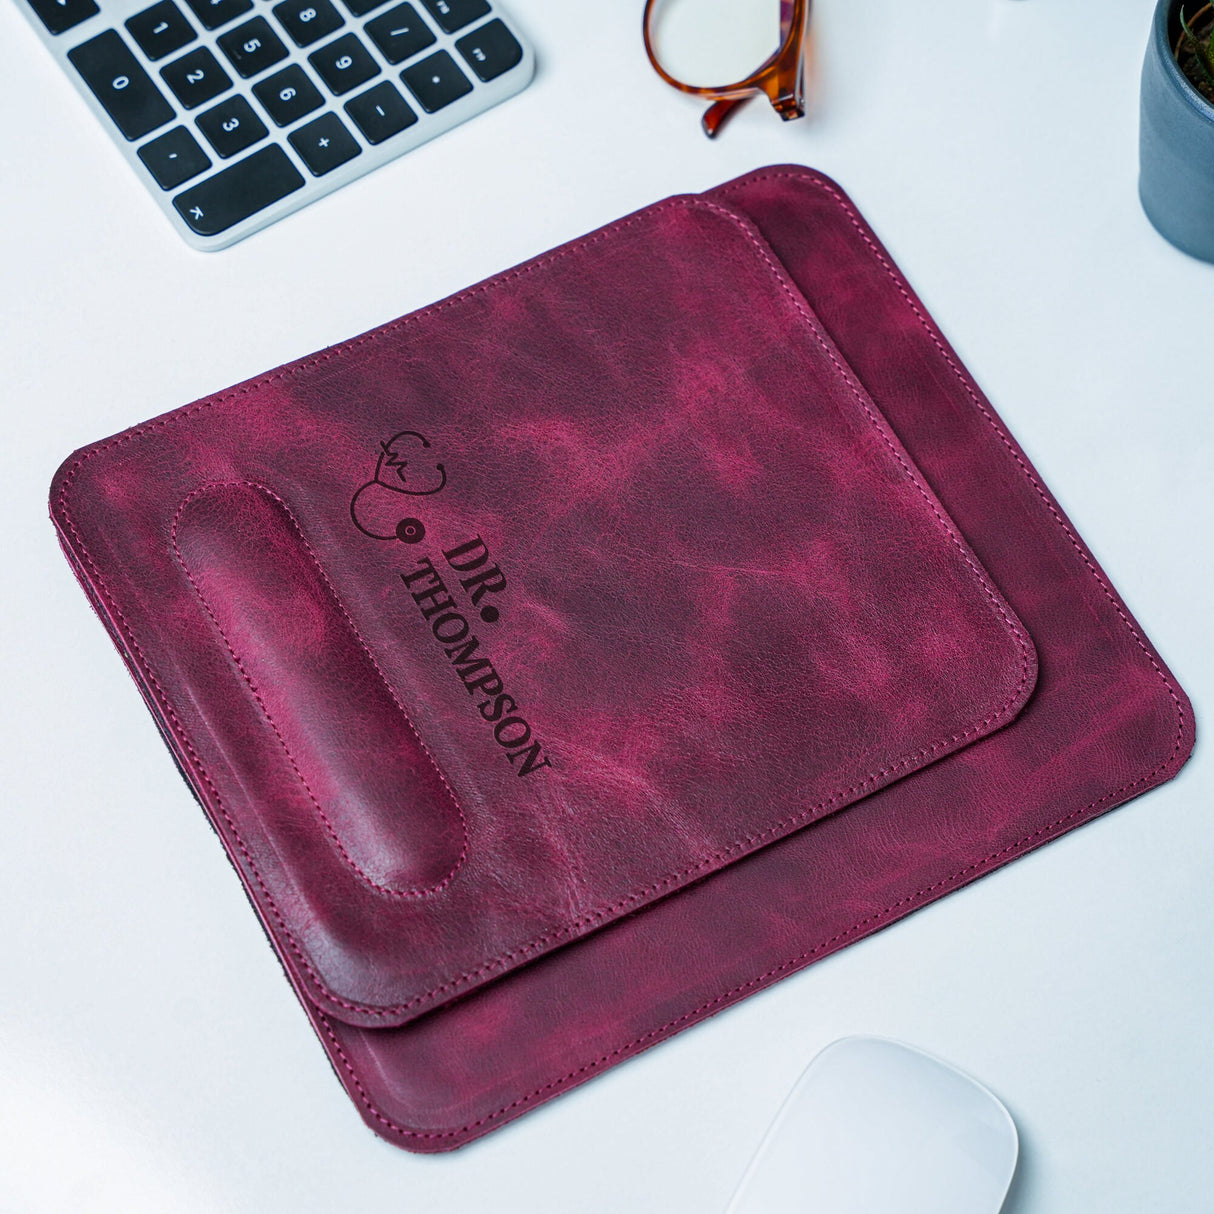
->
[[643, 0, 813, 138]]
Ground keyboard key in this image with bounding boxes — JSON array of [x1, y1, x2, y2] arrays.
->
[[401, 49, 470, 112], [344, 81, 416, 143], [252, 64, 323, 126], [137, 125, 210, 188], [196, 93, 268, 157], [456, 18, 520, 82], [161, 47, 232, 108], [341, 0, 383, 14], [181, 0, 251, 30], [26, 0, 98, 35], [173, 143, 304, 234], [419, 0, 486, 35], [365, 3, 434, 64], [288, 112, 360, 174], [68, 31, 174, 141], [125, 1, 194, 59], [308, 33, 379, 95], [272, 0, 342, 47], [217, 17, 287, 77]]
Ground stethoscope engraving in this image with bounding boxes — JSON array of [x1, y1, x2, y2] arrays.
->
[[350, 431, 447, 543]]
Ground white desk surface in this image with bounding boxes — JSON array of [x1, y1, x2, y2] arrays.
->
[[2, 1, 1211, 1210]]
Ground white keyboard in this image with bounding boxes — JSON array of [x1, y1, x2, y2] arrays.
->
[[18, 0, 534, 248]]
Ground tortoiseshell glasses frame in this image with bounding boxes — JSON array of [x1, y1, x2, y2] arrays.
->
[[642, 0, 813, 137]]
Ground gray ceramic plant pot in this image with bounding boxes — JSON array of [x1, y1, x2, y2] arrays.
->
[[1140, 0, 1214, 261]]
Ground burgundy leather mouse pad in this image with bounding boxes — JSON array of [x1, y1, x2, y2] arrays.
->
[[51, 166, 1192, 1151], [51, 198, 1035, 1029]]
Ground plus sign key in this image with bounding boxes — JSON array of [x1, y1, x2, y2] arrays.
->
[[288, 112, 360, 175]]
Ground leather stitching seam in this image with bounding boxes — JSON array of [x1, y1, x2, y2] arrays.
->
[[317, 739, 1179, 1143]]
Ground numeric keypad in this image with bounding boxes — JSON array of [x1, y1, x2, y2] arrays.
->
[[29, 0, 531, 244]]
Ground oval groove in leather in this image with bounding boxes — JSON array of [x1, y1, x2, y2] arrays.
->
[[172, 481, 466, 896]]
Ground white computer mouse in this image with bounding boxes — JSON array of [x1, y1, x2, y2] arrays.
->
[[725, 1036, 1018, 1214]]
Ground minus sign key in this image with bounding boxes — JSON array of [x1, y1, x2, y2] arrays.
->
[[344, 81, 417, 145]]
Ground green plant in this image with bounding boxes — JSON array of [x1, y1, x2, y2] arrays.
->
[[1178, 3, 1214, 92]]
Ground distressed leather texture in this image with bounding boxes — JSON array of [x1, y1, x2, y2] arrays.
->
[[50, 166, 1193, 1151]]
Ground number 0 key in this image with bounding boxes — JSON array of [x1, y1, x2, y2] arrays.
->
[[69, 31, 174, 141]]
